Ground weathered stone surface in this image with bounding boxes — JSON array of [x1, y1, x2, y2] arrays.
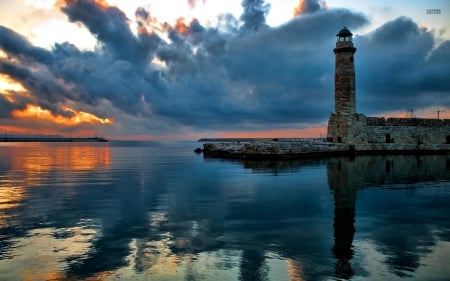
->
[[334, 40, 356, 115], [203, 140, 352, 159], [328, 112, 450, 149], [202, 138, 450, 159]]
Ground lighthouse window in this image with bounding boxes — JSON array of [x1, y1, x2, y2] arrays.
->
[[385, 134, 393, 143], [350, 56, 353, 62]]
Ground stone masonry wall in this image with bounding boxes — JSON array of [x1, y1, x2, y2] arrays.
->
[[328, 113, 367, 144], [328, 113, 450, 151], [360, 119, 450, 151], [334, 41, 356, 115]]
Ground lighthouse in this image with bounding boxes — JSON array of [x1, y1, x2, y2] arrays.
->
[[327, 27, 363, 144], [334, 27, 356, 115]]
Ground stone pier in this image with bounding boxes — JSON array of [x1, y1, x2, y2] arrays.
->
[[201, 138, 450, 160], [202, 139, 351, 159]]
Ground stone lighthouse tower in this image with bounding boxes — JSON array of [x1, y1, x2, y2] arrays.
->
[[334, 27, 356, 115], [328, 27, 364, 144]]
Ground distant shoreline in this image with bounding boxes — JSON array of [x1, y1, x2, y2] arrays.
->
[[0, 137, 108, 142]]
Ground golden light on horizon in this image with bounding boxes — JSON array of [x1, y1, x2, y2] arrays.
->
[[15, 145, 111, 174], [12, 104, 113, 126], [216, 127, 327, 139], [6, 144, 111, 192]]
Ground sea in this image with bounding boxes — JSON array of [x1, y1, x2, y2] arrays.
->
[[0, 141, 449, 281]]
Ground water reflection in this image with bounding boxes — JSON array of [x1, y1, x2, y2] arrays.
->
[[237, 155, 450, 280], [0, 143, 449, 280], [0, 143, 110, 269]]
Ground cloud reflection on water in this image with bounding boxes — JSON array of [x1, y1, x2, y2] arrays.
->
[[0, 143, 449, 280]]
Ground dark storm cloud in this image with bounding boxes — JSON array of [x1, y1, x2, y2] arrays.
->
[[0, 0, 449, 135], [135, 7, 149, 20], [0, 94, 16, 118], [0, 26, 52, 64], [216, 8, 369, 125], [239, 0, 271, 33], [356, 17, 450, 114], [302, 0, 323, 13], [61, 0, 139, 63], [0, 58, 78, 115]]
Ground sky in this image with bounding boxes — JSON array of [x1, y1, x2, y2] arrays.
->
[[0, 0, 449, 140]]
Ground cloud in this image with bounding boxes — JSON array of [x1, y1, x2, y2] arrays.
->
[[355, 17, 450, 114], [0, 26, 52, 64], [0, 0, 449, 138], [239, 0, 271, 33], [293, 0, 327, 16], [61, 0, 144, 64], [187, 0, 206, 9], [0, 94, 18, 118]]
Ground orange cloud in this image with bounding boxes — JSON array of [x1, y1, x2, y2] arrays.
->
[[293, 0, 306, 17], [57, 0, 109, 10], [135, 8, 160, 35], [12, 104, 113, 126], [174, 17, 189, 35]]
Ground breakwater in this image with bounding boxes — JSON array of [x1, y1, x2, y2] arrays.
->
[[201, 139, 450, 160], [0, 137, 108, 142], [202, 139, 349, 159]]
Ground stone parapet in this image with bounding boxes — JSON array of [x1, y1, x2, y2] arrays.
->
[[366, 117, 385, 126], [367, 117, 449, 127], [385, 118, 447, 126]]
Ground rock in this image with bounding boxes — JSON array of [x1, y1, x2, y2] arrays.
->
[[194, 147, 203, 154]]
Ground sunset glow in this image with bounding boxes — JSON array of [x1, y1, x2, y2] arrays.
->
[[0, 75, 26, 93], [174, 17, 190, 35], [216, 127, 328, 139], [293, 0, 306, 16], [0, 0, 448, 140], [12, 105, 113, 126]]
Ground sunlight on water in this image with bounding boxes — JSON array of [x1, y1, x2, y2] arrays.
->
[[0, 142, 449, 280]]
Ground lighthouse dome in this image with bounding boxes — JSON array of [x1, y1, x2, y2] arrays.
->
[[336, 27, 353, 42], [336, 27, 353, 37]]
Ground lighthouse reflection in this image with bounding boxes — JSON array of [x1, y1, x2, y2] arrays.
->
[[328, 159, 356, 279], [240, 155, 450, 280]]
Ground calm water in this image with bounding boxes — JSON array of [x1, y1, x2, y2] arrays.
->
[[0, 141, 449, 281]]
